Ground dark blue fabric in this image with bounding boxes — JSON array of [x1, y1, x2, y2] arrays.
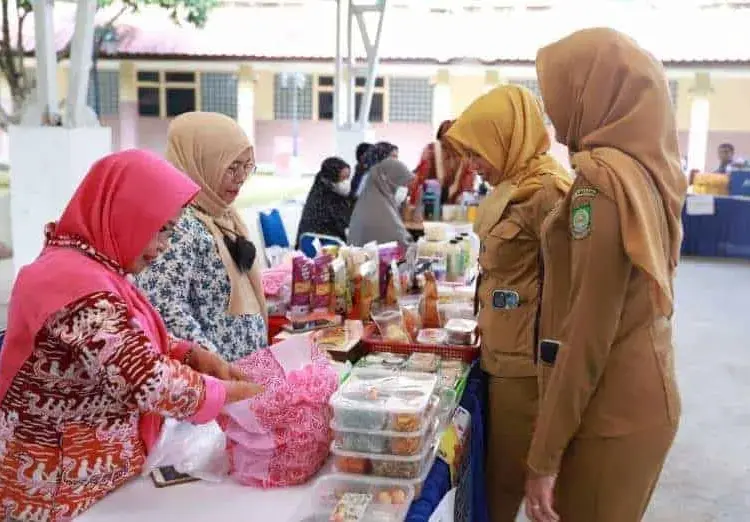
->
[[259, 209, 290, 248], [681, 195, 750, 259], [298, 234, 344, 259], [405, 362, 489, 522], [0, 330, 4, 354]]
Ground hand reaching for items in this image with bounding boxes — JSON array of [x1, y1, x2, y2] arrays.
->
[[186, 345, 249, 381]]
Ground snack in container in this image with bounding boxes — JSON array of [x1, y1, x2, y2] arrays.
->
[[444, 318, 477, 345], [332, 415, 438, 457], [371, 307, 411, 343], [415, 328, 448, 346], [397, 295, 422, 341], [405, 352, 440, 373], [330, 257, 350, 314], [330, 371, 437, 432], [378, 242, 402, 299], [294, 475, 414, 522], [357, 352, 406, 370], [350, 260, 378, 321], [420, 271, 441, 328], [437, 302, 475, 326]]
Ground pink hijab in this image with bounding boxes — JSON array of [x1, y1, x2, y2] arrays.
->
[[0, 149, 199, 450]]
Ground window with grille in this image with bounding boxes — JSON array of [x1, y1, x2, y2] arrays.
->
[[201, 73, 238, 119], [315, 75, 386, 123], [508, 78, 541, 98], [87, 70, 119, 116], [388, 77, 432, 123], [668, 80, 678, 106], [136, 71, 200, 118], [273, 73, 313, 120]]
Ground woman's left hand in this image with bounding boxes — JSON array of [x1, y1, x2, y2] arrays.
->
[[524, 473, 560, 522], [187, 346, 248, 381]]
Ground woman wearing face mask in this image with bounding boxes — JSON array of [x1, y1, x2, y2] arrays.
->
[[295, 156, 353, 247], [137, 112, 268, 363], [444, 85, 571, 522], [348, 158, 415, 248], [0, 150, 261, 521]]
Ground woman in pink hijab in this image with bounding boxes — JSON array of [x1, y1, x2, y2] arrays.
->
[[0, 150, 261, 521]]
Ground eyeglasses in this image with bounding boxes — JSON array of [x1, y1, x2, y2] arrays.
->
[[225, 161, 257, 182]]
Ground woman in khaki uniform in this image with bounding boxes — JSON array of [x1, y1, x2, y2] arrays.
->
[[524, 29, 687, 522], [444, 85, 571, 522]]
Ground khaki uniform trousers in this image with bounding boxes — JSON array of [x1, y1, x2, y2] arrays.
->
[[555, 423, 678, 522], [486, 375, 539, 522]]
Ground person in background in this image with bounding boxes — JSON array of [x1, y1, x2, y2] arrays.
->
[[350, 142, 374, 198], [0, 150, 261, 521], [348, 158, 415, 248], [137, 112, 268, 363], [524, 28, 686, 522], [444, 85, 571, 522], [411, 120, 477, 205], [295, 156, 353, 247], [351, 141, 399, 198], [716, 143, 735, 173]]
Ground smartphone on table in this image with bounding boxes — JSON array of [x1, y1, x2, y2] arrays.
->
[[150, 466, 200, 488]]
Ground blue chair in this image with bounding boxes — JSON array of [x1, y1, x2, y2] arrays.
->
[[258, 209, 290, 249], [298, 233, 345, 258]]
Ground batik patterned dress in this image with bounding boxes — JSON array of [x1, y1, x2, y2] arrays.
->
[[0, 287, 207, 522], [136, 207, 267, 362]]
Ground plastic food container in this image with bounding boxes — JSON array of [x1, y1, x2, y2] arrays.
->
[[332, 429, 437, 479], [357, 352, 406, 371], [330, 371, 438, 432], [437, 302, 475, 326], [332, 411, 439, 457], [371, 308, 411, 343], [293, 474, 415, 522], [405, 352, 440, 373], [415, 328, 448, 346], [444, 318, 477, 345], [423, 222, 450, 242], [398, 295, 422, 341]]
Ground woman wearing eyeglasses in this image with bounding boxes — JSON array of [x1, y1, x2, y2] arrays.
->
[[137, 111, 268, 362]]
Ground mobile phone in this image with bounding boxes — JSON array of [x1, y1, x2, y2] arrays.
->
[[150, 466, 200, 488], [538, 339, 561, 365]]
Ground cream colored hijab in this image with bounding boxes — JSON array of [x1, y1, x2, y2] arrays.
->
[[165, 111, 262, 316], [537, 28, 687, 317]]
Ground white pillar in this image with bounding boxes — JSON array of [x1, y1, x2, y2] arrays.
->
[[9, 127, 111, 274], [237, 64, 256, 145], [686, 73, 712, 172], [431, 68, 451, 135]]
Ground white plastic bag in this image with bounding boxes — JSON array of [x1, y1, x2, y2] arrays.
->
[[142, 418, 230, 482]]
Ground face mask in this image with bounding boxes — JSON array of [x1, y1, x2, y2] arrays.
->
[[332, 178, 351, 196], [395, 186, 409, 205]]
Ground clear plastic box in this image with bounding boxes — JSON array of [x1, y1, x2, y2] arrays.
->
[[292, 474, 415, 522], [332, 415, 438, 457], [331, 430, 437, 479], [330, 371, 438, 432]]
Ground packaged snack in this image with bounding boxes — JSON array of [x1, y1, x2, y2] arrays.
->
[[384, 260, 402, 307], [322, 244, 340, 258], [371, 308, 410, 344], [420, 271, 441, 328], [444, 318, 477, 345], [312, 254, 333, 312], [398, 295, 422, 341], [291, 254, 315, 313], [405, 352, 440, 373], [378, 242, 402, 299], [350, 261, 378, 321], [330, 257, 350, 315], [330, 371, 437, 432], [415, 328, 448, 346]]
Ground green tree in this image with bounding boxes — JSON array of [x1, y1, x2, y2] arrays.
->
[[0, 0, 218, 129]]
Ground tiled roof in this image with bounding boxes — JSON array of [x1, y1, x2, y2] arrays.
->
[[16, 3, 750, 65]]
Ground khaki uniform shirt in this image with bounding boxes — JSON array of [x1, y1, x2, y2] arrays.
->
[[477, 176, 563, 378], [528, 173, 681, 475]]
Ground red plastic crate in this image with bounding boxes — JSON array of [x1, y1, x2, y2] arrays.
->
[[360, 323, 479, 363]]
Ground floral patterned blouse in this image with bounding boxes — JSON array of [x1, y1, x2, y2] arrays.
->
[[136, 207, 267, 363], [0, 291, 213, 522]]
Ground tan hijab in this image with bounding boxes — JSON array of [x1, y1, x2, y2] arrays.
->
[[444, 85, 572, 238], [165, 111, 262, 316], [537, 28, 687, 317]]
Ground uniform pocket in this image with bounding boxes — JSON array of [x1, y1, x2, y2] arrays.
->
[[479, 221, 523, 272]]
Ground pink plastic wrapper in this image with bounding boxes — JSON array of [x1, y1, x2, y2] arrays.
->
[[291, 254, 314, 312], [378, 242, 403, 299], [220, 336, 338, 488]]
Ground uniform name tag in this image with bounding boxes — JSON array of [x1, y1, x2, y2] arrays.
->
[[492, 290, 520, 309]]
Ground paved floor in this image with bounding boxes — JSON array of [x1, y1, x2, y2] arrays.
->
[[1, 257, 749, 520]]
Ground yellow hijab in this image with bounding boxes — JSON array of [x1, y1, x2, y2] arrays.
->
[[165, 111, 262, 317], [537, 28, 687, 317], [444, 85, 571, 236]]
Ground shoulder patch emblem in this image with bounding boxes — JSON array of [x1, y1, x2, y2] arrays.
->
[[571, 201, 592, 240], [572, 187, 598, 199]]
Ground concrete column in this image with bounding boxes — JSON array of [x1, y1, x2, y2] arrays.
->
[[118, 61, 138, 150], [237, 64, 256, 144], [483, 69, 502, 94], [686, 72, 712, 172], [9, 126, 111, 274], [431, 68, 452, 135]]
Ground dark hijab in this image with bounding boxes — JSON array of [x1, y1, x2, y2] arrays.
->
[[350, 141, 398, 197], [295, 157, 353, 248]]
